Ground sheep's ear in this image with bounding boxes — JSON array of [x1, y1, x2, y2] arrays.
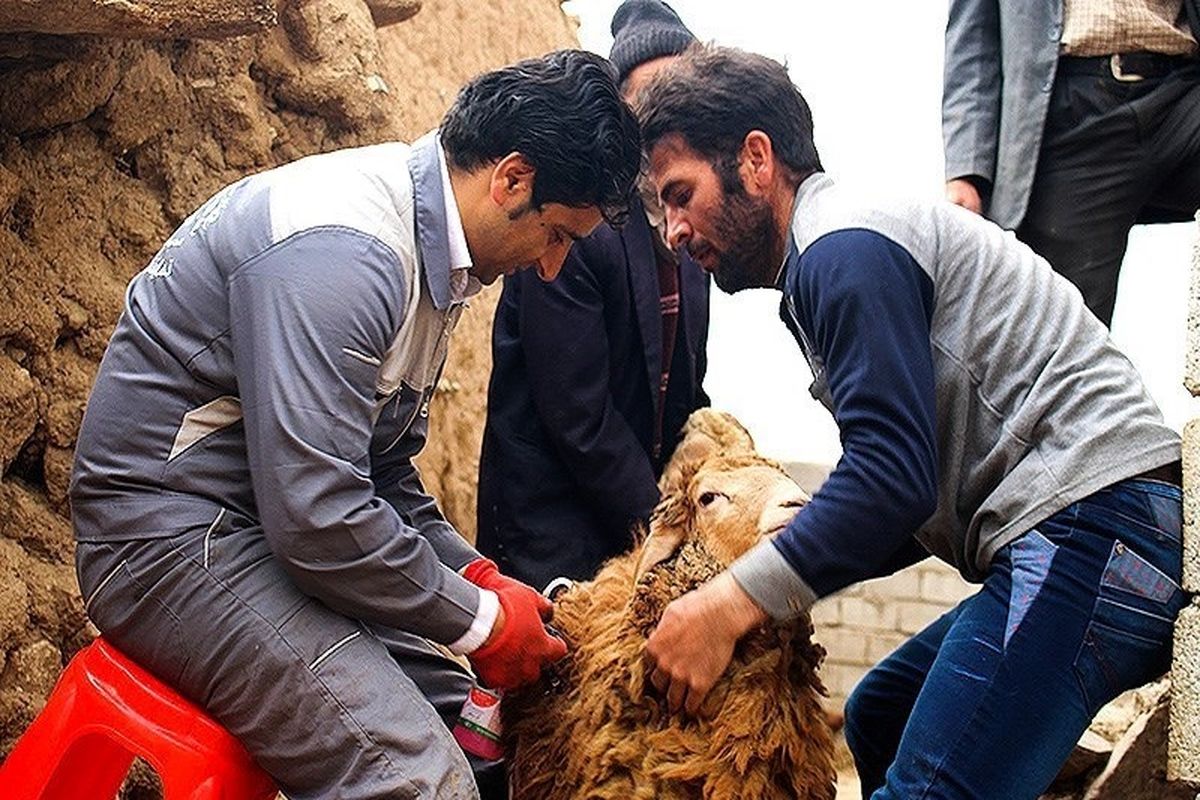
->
[[634, 526, 686, 580], [634, 494, 690, 580], [660, 409, 755, 493]]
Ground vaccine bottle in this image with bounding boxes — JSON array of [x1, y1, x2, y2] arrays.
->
[[452, 684, 504, 761]]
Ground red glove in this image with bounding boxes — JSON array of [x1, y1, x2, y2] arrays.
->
[[463, 558, 534, 597], [463, 559, 567, 690]]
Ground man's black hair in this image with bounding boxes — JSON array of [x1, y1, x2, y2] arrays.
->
[[638, 44, 822, 187], [440, 49, 642, 225]]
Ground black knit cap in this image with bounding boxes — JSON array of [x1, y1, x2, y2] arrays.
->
[[608, 0, 696, 85]]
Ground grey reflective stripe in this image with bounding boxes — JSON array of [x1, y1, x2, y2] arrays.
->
[[202, 508, 227, 568], [168, 396, 243, 461], [84, 559, 128, 615], [310, 630, 361, 670]]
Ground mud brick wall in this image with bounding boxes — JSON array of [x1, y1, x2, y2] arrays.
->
[[0, 0, 578, 755]]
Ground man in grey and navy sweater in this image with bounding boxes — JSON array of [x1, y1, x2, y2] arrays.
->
[[636, 45, 1187, 800]]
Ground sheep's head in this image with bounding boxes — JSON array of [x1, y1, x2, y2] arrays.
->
[[657, 406, 757, 490], [638, 410, 809, 578], [504, 408, 836, 800]]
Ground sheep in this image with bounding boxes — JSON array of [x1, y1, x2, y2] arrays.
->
[[502, 409, 837, 800]]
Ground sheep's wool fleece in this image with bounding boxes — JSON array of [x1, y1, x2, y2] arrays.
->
[[502, 423, 837, 799]]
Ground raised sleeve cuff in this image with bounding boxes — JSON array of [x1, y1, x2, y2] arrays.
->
[[728, 539, 818, 622], [447, 588, 499, 655]]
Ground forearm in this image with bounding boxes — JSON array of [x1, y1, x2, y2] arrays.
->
[[745, 230, 939, 620]]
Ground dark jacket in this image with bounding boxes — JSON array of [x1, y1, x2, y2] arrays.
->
[[476, 205, 709, 590], [943, 0, 1200, 230]]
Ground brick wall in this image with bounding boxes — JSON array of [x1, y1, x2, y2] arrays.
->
[[810, 560, 973, 708], [783, 463, 977, 709], [1169, 212, 1200, 783]]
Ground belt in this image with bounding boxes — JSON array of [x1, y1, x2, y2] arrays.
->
[[1058, 52, 1195, 82], [1134, 460, 1182, 486]]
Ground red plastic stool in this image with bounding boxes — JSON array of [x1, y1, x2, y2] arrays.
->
[[0, 637, 278, 800]]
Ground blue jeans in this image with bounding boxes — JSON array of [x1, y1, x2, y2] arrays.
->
[[843, 478, 1188, 800]]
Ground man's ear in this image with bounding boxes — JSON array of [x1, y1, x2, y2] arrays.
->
[[489, 152, 536, 208], [739, 130, 776, 194]]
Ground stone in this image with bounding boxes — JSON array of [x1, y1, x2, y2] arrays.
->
[[0, 41, 127, 135], [1085, 691, 1196, 799], [0, 541, 31, 651], [1186, 213, 1200, 395], [1, 640, 63, 699], [0, 0, 277, 40], [1169, 604, 1200, 785], [41, 445, 74, 513], [1053, 730, 1113, 786], [364, 0, 422, 27], [1184, 419, 1200, 593], [0, 354, 37, 474], [97, 47, 187, 154], [0, 480, 75, 563], [24, 556, 87, 644], [0, 163, 20, 217], [1092, 680, 1170, 743], [0, 640, 63, 754]]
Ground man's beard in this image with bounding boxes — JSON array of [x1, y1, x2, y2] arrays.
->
[[708, 184, 786, 294]]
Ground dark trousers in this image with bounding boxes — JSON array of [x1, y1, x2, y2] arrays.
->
[[1018, 60, 1200, 326]]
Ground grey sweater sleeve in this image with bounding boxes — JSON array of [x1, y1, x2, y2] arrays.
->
[[227, 226, 481, 645]]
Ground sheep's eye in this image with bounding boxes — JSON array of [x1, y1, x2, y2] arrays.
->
[[698, 491, 722, 507]]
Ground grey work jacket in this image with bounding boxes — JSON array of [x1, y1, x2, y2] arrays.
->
[[70, 133, 486, 647]]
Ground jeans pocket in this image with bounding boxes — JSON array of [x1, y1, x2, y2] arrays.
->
[[1073, 597, 1175, 717], [1141, 486, 1183, 544], [1100, 539, 1179, 604]]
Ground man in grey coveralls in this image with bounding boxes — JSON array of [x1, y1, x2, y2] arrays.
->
[[69, 50, 641, 799]]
